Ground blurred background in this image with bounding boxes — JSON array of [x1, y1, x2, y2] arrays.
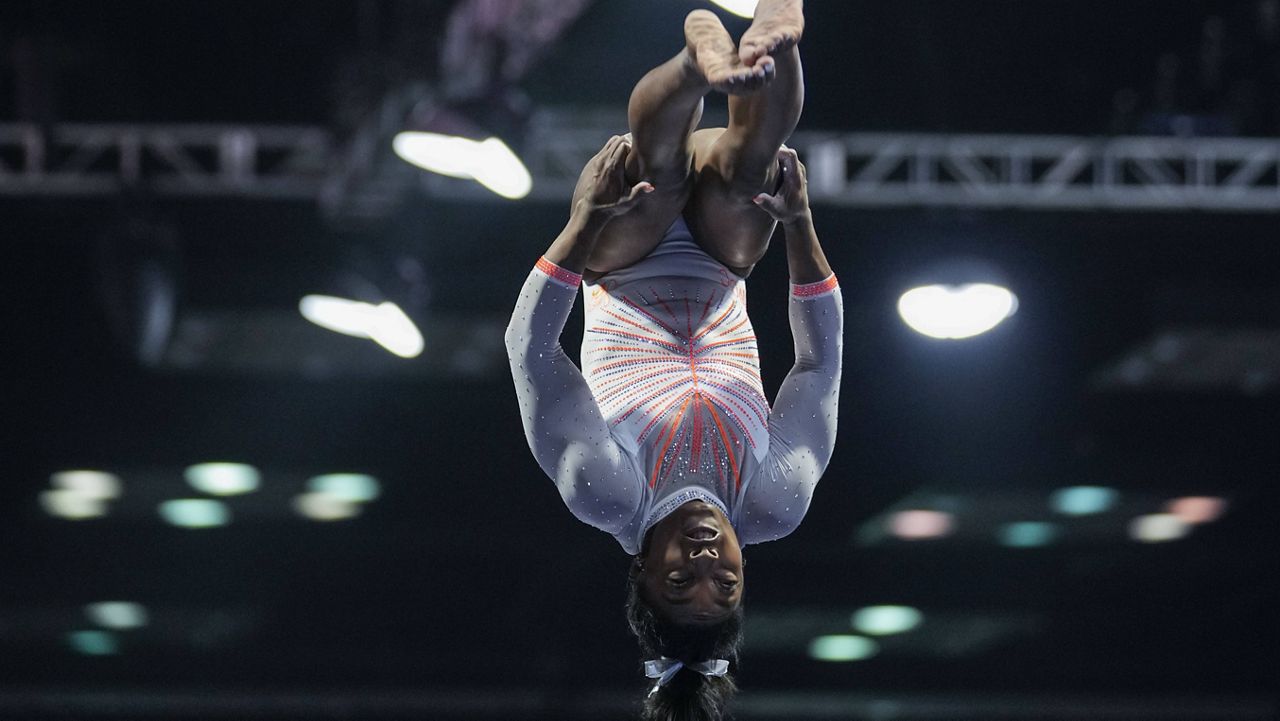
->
[[2, 1, 1278, 719]]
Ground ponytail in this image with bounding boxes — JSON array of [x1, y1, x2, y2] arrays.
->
[[626, 559, 744, 721]]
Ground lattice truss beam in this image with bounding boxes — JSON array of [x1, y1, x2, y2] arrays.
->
[[2, 122, 1278, 211]]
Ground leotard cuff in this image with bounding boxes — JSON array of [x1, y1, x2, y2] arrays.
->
[[535, 257, 583, 289], [791, 274, 839, 299]]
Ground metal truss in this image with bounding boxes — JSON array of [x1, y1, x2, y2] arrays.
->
[[0, 123, 332, 199], [4, 122, 1278, 212]]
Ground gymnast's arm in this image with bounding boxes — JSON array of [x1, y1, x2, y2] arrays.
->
[[741, 148, 844, 542], [504, 136, 654, 534]]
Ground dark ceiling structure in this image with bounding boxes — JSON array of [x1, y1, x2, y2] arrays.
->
[[2, 1, 1278, 720]]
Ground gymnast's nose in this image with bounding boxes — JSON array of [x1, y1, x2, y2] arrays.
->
[[689, 545, 719, 560]]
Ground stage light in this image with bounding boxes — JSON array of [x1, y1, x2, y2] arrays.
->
[[809, 634, 879, 662], [1165, 496, 1227, 524], [308, 473, 381, 503], [887, 510, 955, 540], [897, 283, 1017, 339], [851, 605, 922, 635], [67, 630, 119, 656], [1129, 513, 1190, 542], [709, 0, 757, 18], [40, 490, 108, 520], [158, 499, 231, 529], [85, 602, 149, 630], [299, 295, 424, 359], [997, 521, 1059, 547], [393, 132, 532, 199], [184, 463, 260, 496], [1050, 486, 1118, 516], [51, 470, 122, 500], [292, 492, 362, 521]]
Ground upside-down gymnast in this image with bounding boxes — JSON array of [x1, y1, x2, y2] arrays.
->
[[505, 2, 840, 719]]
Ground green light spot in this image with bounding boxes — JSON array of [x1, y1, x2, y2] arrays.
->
[[1050, 486, 1118, 516], [851, 605, 923, 635], [307, 473, 380, 503], [998, 521, 1060, 548], [808, 634, 879, 662], [158, 499, 231, 528], [68, 630, 118, 656]]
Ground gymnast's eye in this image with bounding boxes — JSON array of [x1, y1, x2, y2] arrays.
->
[[668, 574, 692, 588], [717, 578, 739, 592]]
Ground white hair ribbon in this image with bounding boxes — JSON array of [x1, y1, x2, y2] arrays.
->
[[643, 657, 730, 697]]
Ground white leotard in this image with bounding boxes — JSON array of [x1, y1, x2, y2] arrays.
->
[[505, 218, 842, 554]]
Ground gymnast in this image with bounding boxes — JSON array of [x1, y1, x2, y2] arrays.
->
[[505, 2, 840, 718]]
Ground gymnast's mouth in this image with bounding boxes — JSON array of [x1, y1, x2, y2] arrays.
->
[[684, 526, 719, 541]]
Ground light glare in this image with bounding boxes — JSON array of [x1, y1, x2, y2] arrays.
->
[[184, 463, 260, 496], [897, 283, 1017, 339], [1050, 486, 1119, 516], [299, 295, 424, 359], [1165, 496, 1227, 524], [809, 634, 879, 662], [851, 605, 922, 635], [709, 0, 757, 18], [887, 510, 955, 540], [51, 470, 122, 500], [393, 132, 532, 199], [158, 499, 231, 528], [86, 602, 149, 630], [998, 521, 1060, 548], [40, 490, 108, 520], [308, 474, 381, 503], [293, 492, 362, 521], [1129, 513, 1190, 542], [67, 630, 119, 656]]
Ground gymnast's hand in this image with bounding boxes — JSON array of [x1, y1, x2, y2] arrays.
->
[[753, 146, 811, 225], [573, 135, 655, 220]]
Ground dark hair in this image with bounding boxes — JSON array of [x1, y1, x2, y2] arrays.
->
[[626, 557, 744, 721]]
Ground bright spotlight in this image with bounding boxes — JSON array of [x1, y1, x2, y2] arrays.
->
[[897, 283, 1017, 339], [852, 605, 922, 635], [299, 295, 424, 359], [158, 499, 231, 529], [1165, 496, 1227, 525], [85, 602, 149, 630], [308, 473, 381, 503], [1129, 513, 1191, 543], [887, 510, 955, 540], [292, 492, 362, 521], [51, 470, 122, 500], [40, 490, 108, 520], [184, 463, 260, 496], [709, 0, 757, 18], [393, 131, 532, 199], [809, 634, 879, 662], [1050, 486, 1119, 516]]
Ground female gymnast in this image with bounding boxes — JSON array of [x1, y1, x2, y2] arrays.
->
[[505, 2, 840, 718]]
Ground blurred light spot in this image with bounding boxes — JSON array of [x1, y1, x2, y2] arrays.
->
[[67, 630, 119, 656], [85, 602, 149, 630], [1165, 496, 1227, 525], [184, 463, 260, 496], [1129, 513, 1190, 543], [709, 0, 757, 18], [40, 490, 108, 520], [809, 634, 879, 662], [158, 499, 231, 528], [299, 295, 424, 359], [293, 492, 362, 521], [51, 470, 122, 500], [997, 521, 1060, 548], [887, 510, 955, 540], [393, 132, 532, 199], [851, 606, 922, 635], [1050, 486, 1118, 516], [897, 284, 1017, 340], [308, 473, 381, 503]]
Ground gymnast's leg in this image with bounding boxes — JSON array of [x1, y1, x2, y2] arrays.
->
[[577, 10, 774, 277], [687, 0, 805, 276]]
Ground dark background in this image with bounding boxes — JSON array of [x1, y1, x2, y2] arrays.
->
[[1, 1, 1277, 719]]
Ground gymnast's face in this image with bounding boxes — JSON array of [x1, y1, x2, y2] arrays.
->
[[641, 501, 744, 624]]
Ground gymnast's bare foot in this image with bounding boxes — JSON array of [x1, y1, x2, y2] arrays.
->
[[739, 0, 804, 68], [685, 9, 771, 95]]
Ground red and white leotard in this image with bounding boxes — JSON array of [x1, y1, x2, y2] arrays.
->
[[506, 218, 842, 554]]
